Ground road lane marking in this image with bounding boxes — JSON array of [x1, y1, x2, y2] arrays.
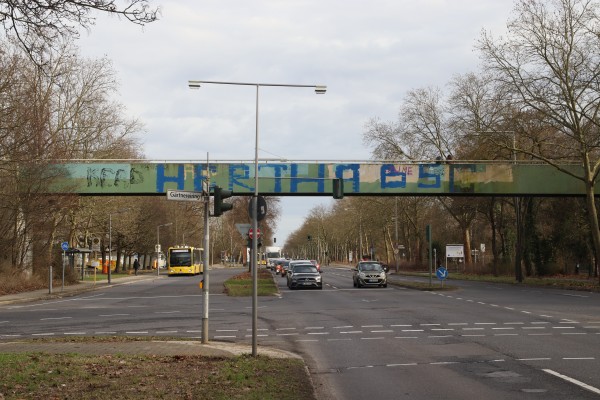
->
[[40, 317, 72, 321], [64, 332, 86, 335], [543, 369, 600, 395], [99, 314, 130, 317], [387, 363, 417, 367]]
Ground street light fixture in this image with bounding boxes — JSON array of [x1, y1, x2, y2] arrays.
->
[[156, 223, 173, 276], [108, 208, 130, 284], [188, 79, 326, 356]]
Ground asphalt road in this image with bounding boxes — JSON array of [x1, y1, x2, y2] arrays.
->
[[1, 266, 600, 400]]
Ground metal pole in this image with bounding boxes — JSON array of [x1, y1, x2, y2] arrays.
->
[[395, 197, 399, 273], [252, 84, 259, 357], [61, 250, 65, 291], [359, 215, 363, 261], [48, 264, 52, 294], [202, 155, 210, 344], [108, 214, 112, 284], [156, 225, 160, 277], [513, 132, 523, 282]]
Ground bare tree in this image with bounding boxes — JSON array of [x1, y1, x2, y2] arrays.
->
[[0, 0, 159, 66], [478, 0, 600, 281]]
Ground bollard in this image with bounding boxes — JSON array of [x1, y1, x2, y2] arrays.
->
[[48, 265, 53, 294]]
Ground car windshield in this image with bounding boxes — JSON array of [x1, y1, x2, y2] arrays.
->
[[359, 263, 383, 272], [293, 265, 318, 273]]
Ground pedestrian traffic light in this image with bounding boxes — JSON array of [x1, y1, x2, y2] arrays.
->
[[213, 186, 233, 216], [333, 178, 344, 199]]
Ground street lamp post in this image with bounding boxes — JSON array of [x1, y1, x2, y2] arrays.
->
[[188, 80, 326, 356], [157, 223, 173, 276], [108, 208, 130, 284]]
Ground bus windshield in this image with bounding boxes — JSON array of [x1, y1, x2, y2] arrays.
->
[[170, 250, 191, 266]]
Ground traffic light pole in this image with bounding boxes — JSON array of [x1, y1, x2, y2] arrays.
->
[[202, 157, 210, 344]]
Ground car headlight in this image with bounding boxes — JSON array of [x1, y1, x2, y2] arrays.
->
[[359, 272, 366, 278], [316, 275, 322, 282]]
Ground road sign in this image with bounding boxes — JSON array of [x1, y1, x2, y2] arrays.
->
[[248, 228, 261, 239], [235, 223, 251, 237], [61, 241, 69, 251], [436, 266, 448, 280], [248, 196, 267, 221], [166, 190, 203, 202]]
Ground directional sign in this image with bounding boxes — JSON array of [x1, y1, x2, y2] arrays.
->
[[61, 241, 69, 251], [248, 228, 261, 239], [436, 266, 448, 281]]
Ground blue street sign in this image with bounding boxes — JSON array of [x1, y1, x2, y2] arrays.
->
[[436, 266, 448, 281], [61, 241, 69, 251]]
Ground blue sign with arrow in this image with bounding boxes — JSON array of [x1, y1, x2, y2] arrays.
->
[[436, 266, 448, 281], [61, 241, 69, 252]]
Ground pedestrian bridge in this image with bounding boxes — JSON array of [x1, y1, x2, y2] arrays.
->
[[45, 160, 596, 196]]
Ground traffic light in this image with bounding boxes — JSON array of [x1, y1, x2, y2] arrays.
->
[[333, 178, 344, 199], [213, 186, 233, 216]]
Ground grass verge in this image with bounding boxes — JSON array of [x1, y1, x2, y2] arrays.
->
[[0, 338, 314, 400], [224, 268, 279, 296], [394, 271, 600, 292]]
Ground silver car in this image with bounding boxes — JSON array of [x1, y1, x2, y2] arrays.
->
[[287, 263, 322, 290], [353, 261, 387, 288]]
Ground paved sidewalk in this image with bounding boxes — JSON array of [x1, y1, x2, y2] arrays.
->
[[0, 271, 299, 360], [0, 272, 160, 306]]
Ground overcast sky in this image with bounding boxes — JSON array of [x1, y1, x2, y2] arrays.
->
[[77, 0, 514, 245]]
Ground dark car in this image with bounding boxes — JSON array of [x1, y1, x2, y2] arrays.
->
[[287, 263, 322, 290], [353, 261, 387, 288]]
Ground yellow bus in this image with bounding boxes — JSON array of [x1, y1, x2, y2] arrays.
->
[[167, 246, 203, 276]]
